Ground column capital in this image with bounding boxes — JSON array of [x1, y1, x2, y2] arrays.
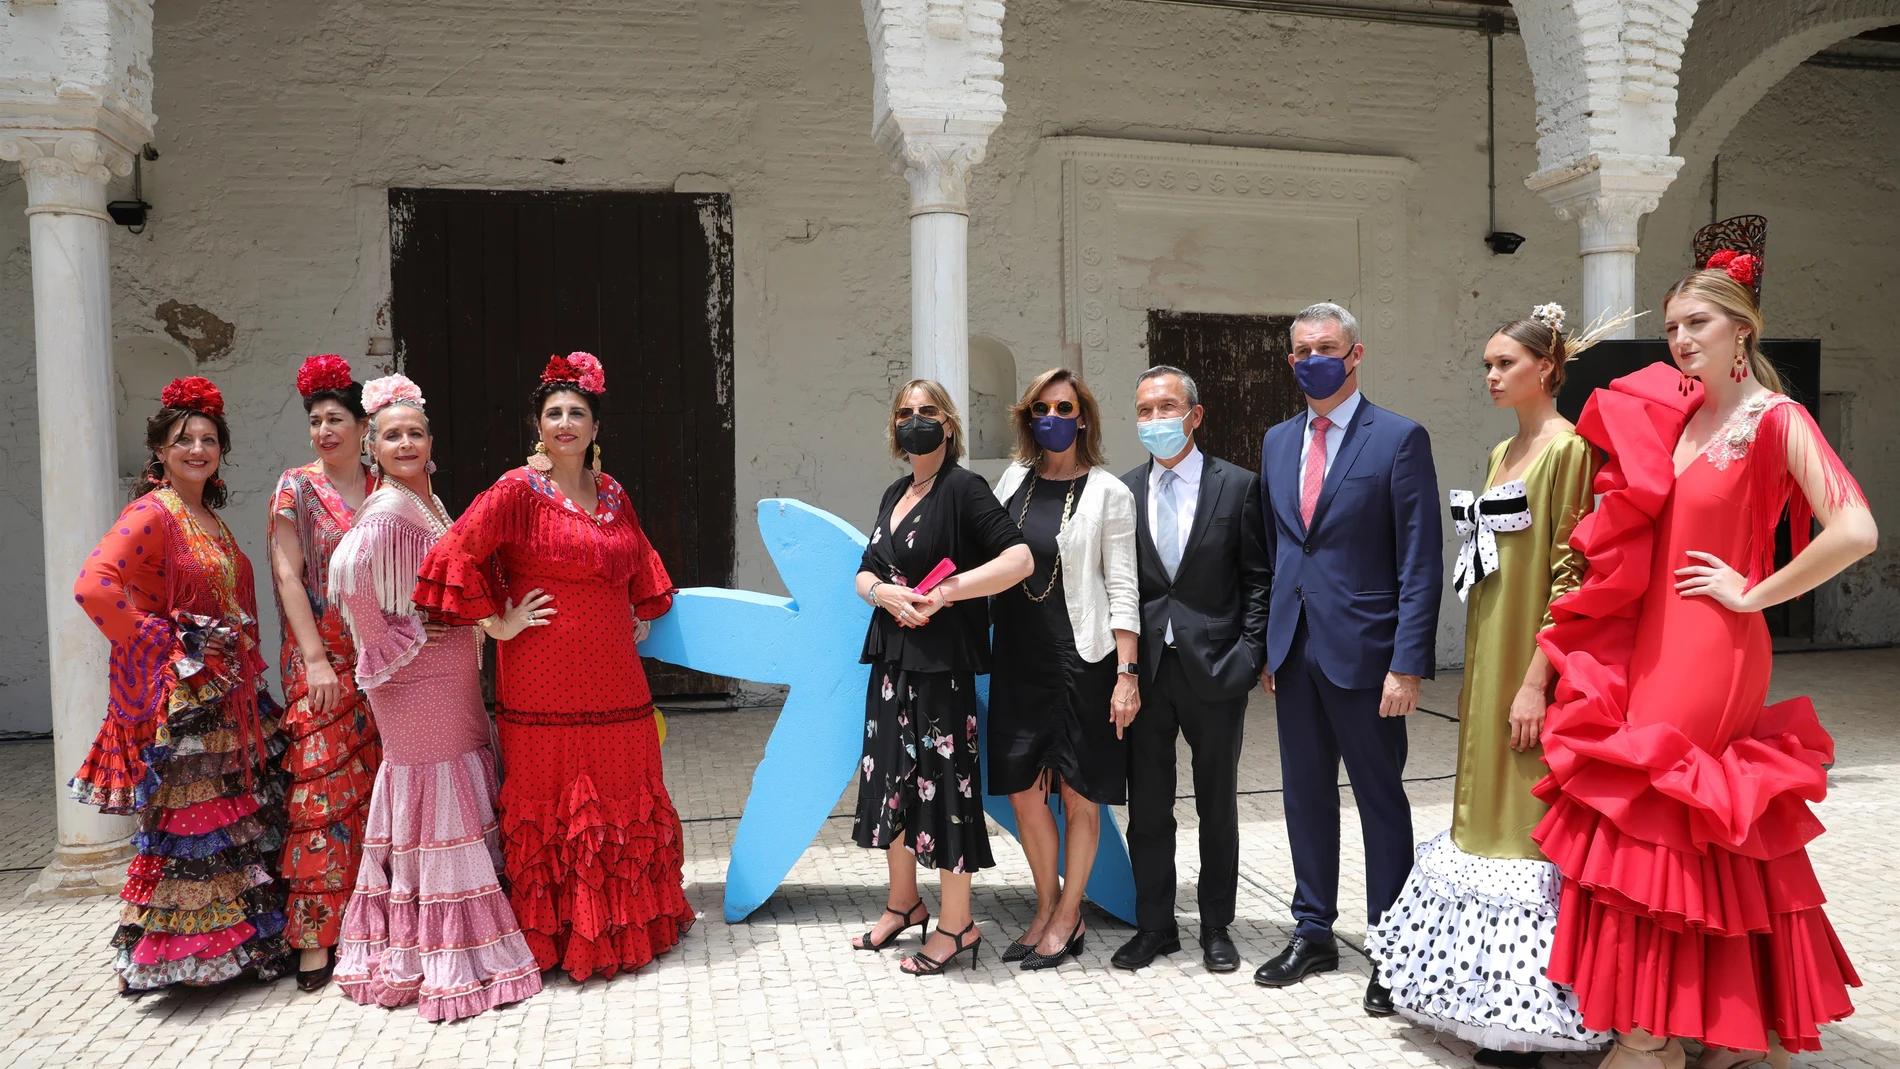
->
[[878, 125, 991, 216], [0, 131, 134, 218], [1527, 152, 1682, 254]]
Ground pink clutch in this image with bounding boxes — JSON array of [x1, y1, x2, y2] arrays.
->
[[913, 558, 957, 594]]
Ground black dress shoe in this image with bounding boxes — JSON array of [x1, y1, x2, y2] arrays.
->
[[1110, 928, 1181, 970], [1201, 925, 1240, 972], [1252, 935, 1338, 987], [1473, 1050, 1544, 1068], [1362, 979, 1395, 1016]]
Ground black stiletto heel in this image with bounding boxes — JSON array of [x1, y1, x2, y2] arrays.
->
[[1020, 919, 1084, 971], [855, 900, 929, 952], [903, 921, 982, 976]]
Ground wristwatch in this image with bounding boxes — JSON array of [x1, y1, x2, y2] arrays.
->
[[1116, 662, 1138, 676]]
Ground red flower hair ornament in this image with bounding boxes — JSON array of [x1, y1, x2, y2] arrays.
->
[[540, 351, 606, 395], [1703, 248, 1762, 288], [160, 376, 225, 418], [295, 354, 354, 397]]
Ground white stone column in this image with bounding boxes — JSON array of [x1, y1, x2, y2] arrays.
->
[[863, 0, 1006, 423], [895, 135, 987, 415], [1527, 154, 1681, 338], [1, 131, 140, 895]]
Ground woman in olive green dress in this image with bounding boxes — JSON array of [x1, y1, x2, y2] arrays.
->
[[1367, 306, 1608, 1067]]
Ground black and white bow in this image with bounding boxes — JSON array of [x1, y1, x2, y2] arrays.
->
[[1449, 481, 1532, 601]]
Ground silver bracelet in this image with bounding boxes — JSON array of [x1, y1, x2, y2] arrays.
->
[[867, 580, 884, 605]]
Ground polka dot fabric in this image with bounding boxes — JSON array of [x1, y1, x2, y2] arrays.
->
[[1365, 831, 1605, 1053], [412, 468, 694, 982]]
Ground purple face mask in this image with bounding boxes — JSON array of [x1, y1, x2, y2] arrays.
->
[[1031, 414, 1080, 453]]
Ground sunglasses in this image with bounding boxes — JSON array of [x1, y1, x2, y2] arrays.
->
[[895, 405, 942, 420], [1030, 400, 1077, 418]]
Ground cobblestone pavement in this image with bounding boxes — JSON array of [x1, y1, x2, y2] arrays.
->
[[2, 649, 1895, 1068]]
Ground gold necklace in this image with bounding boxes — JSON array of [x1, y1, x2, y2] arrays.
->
[[1014, 473, 1081, 603]]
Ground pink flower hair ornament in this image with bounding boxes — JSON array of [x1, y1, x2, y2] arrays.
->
[[541, 351, 606, 395], [361, 373, 426, 415]]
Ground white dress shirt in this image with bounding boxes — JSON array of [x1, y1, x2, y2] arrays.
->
[[1147, 445, 1203, 644], [1298, 389, 1362, 478], [1146, 444, 1203, 562]]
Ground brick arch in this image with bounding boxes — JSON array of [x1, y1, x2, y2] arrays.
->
[[1509, 0, 1699, 171], [1670, 1, 1897, 191]]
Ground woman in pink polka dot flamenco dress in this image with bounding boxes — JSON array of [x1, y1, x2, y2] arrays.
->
[[327, 375, 541, 1020], [68, 376, 293, 995], [412, 353, 694, 982]]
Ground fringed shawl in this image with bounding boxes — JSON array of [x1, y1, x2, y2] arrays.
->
[[329, 484, 443, 631]]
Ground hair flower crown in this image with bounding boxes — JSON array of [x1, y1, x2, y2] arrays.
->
[[160, 376, 225, 417], [361, 374, 426, 415], [295, 354, 355, 398], [1530, 303, 1566, 333], [1703, 248, 1762, 287], [541, 351, 607, 395]]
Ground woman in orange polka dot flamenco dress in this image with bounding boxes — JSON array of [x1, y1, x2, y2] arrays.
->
[[413, 353, 695, 981], [68, 376, 293, 995]]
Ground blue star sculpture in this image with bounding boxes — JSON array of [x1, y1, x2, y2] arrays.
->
[[641, 499, 1135, 924]]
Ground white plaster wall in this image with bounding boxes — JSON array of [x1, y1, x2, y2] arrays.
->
[[1, 1, 1890, 730], [1637, 61, 1900, 646]]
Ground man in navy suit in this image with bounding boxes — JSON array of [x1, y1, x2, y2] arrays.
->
[[1252, 302, 1442, 1017]]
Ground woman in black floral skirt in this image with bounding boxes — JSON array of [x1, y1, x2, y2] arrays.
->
[[850, 379, 1032, 975]]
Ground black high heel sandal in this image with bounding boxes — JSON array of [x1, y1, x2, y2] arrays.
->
[[1020, 919, 1085, 971], [296, 946, 337, 992], [903, 921, 982, 976], [854, 900, 929, 952]]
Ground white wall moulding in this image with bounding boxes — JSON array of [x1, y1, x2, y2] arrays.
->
[[1045, 137, 1418, 386]]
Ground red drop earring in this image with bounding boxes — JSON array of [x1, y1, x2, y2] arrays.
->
[[1731, 337, 1750, 383]]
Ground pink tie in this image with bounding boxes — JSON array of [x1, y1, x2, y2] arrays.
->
[[1301, 415, 1332, 528]]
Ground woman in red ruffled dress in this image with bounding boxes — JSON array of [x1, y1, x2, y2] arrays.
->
[[69, 377, 292, 994], [267, 355, 383, 989], [1532, 261, 1876, 1069], [413, 352, 694, 981]]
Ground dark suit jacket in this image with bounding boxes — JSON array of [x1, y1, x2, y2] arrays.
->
[[1121, 451, 1271, 703], [1258, 397, 1442, 691]]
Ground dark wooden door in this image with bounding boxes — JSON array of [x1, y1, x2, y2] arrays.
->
[[1146, 311, 1302, 472], [390, 188, 736, 697]]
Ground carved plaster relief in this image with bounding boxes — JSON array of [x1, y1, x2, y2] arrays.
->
[[1048, 138, 1418, 384]]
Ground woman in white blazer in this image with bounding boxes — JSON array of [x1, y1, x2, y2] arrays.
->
[[988, 367, 1141, 972]]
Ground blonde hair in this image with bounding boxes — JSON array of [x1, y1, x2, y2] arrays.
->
[[1010, 367, 1108, 470], [886, 379, 964, 461], [1663, 269, 1783, 393]]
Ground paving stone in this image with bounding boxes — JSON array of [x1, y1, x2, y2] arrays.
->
[[1, 650, 1897, 1066]]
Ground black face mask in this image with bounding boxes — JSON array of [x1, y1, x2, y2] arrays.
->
[[894, 415, 946, 456]]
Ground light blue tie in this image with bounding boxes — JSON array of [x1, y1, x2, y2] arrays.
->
[[1157, 468, 1182, 579]]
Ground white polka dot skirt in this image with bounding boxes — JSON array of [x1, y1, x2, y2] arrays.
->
[[1365, 831, 1607, 1054]]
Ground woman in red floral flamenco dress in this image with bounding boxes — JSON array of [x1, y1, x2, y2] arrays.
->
[[267, 354, 383, 989], [412, 353, 694, 981], [1533, 260, 1876, 1069], [69, 377, 293, 995]]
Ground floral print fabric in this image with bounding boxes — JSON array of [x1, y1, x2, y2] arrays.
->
[[270, 461, 383, 949], [851, 667, 993, 873]]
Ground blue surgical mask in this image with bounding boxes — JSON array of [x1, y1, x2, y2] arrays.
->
[[1136, 415, 1191, 460], [1031, 414, 1080, 453], [1293, 350, 1353, 400]]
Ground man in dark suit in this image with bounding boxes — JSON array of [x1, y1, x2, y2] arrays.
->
[[1111, 365, 1271, 974], [1253, 303, 1441, 1016]]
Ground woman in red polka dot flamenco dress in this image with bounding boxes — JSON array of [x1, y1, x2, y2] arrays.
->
[[68, 376, 293, 995], [1534, 259, 1876, 1069], [413, 353, 694, 981]]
